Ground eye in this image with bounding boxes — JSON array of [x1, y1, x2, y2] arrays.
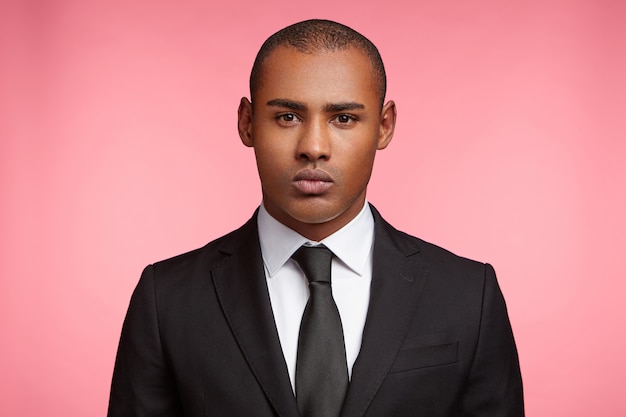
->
[[332, 114, 357, 126], [276, 113, 301, 126]]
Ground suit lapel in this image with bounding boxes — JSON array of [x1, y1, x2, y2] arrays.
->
[[211, 215, 299, 417], [340, 207, 429, 417]]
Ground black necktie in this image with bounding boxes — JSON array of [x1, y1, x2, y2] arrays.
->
[[291, 246, 348, 417]]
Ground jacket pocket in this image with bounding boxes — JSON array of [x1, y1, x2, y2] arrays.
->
[[389, 341, 458, 373]]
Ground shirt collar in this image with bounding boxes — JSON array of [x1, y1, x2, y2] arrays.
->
[[258, 202, 375, 277]]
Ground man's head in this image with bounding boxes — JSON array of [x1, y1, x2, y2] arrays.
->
[[238, 20, 396, 241], [250, 19, 387, 108]]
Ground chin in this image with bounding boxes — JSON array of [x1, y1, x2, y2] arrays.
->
[[289, 204, 344, 225]]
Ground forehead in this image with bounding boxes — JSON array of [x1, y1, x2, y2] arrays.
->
[[255, 46, 379, 106]]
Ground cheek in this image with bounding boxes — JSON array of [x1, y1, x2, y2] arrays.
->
[[254, 147, 289, 186], [342, 139, 378, 166], [345, 146, 377, 182], [254, 132, 294, 160]]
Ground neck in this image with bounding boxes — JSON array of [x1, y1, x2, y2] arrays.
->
[[262, 197, 367, 242]]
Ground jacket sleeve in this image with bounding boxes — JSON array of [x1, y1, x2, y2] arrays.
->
[[108, 265, 184, 417], [461, 264, 525, 416]]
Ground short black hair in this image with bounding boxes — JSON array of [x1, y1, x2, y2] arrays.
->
[[250, 19, 387, 106]]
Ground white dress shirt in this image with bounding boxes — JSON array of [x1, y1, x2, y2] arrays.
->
[[257, 202, 374, 391]]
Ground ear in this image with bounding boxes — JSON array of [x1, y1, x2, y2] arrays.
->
[[238, 97, 254, 147], [377, 100, 396, 150]]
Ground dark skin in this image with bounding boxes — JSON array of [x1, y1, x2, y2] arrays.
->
[[238, 46, 396, 242]]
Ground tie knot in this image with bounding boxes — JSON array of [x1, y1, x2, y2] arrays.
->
[[291, 246, 333, 284]]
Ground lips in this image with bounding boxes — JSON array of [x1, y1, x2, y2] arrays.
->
[[293, 169, 333, 195]]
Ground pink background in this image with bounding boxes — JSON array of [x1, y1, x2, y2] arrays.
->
[[1, 0, 625, 415]]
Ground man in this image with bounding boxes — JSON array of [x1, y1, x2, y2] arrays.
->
[[108, 19, 524, 417]]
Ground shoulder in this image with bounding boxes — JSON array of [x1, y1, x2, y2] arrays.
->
[[371, 206, 503, 320], [145, 212, 259, 283], [409, 231, 488, 276], [371, 204, 492, 281]]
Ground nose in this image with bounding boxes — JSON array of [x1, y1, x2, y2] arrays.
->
[[295, 119, 330, 162]]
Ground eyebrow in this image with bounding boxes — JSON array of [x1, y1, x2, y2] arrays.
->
[[266, 99, 307, 111], [324, 102, 365, 112], [265, 99, 366, 113]]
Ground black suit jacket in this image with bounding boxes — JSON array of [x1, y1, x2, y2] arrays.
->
[[108, 206, 523, 416]]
